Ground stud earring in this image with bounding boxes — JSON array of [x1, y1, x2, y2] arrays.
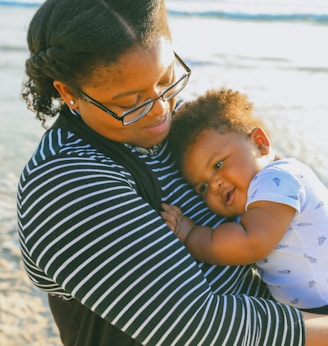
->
[[69, 100, 75, 106]]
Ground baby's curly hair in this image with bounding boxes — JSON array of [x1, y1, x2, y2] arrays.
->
[[169, 88, 266, 169]]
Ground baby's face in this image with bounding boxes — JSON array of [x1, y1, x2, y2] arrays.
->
[[181, 128, 265, 217]]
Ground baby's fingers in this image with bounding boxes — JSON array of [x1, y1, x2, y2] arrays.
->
[[160, 211, 176, 232], [161, 203, 182, 216]]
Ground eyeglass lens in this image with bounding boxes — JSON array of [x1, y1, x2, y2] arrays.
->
[[122, 73, 189, 125]]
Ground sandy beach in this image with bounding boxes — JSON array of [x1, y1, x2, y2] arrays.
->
[[0, 5, 61, 345], [1, 2, 328, 345], [0, 255, 61, 345]]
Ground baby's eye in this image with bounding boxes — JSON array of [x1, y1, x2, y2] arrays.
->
[[198, 183, 208, 195], [215, 160, 224, 170]]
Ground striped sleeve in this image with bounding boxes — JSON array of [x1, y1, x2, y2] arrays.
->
[[17, 130, 305, 345]]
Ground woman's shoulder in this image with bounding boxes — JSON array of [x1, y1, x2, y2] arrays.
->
[[18, 128, 128, 189], [29, 127, 122, 166]]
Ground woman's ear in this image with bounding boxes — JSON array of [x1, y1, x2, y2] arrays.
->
[[53, 80, 79, 110], [250, 127, 271, 155]]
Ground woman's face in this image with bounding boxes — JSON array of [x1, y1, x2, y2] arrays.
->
[[74, 38, 178, 148]]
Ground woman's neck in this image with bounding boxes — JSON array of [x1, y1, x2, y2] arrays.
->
[[123, 142, 163, 156]]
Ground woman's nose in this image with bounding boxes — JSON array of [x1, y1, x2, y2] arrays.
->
[[146, 89, 170, 116], [151, 95, 167, 114]]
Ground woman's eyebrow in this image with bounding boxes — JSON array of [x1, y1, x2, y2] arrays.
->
[[111, 59, 176, 101]]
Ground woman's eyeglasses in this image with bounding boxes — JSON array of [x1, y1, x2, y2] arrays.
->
[[78, 52, 191, 126]]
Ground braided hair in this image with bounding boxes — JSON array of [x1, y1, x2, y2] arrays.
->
[[22, 0, 171, 127]]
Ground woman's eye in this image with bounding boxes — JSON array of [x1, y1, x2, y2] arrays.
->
[[157, 79, 174, 93], [113, 94, 143, 110], [118, 98, 141, 110], [158, 69, 176, 90], [215, 160, 224, 170]]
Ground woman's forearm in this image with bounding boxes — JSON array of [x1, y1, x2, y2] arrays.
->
[[303, 311, 328, 345]]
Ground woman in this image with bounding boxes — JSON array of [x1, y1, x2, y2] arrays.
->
[[18, 0, 328, 345]]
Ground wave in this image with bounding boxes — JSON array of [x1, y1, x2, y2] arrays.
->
[[2, 0, 328, 23], [166, 0, 328, 22], [0, 0, 42, 6], [0, 44, 27, 52]]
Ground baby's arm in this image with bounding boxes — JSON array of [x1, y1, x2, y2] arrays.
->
[[160, 203, 196, 244], [161, 201, 296, 265]]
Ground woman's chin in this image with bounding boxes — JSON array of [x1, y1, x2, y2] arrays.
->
[[140, 115, 171, 147]]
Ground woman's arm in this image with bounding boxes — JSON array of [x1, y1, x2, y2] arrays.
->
[[303, 312, 328, 345], [18, 132, 307, 345]]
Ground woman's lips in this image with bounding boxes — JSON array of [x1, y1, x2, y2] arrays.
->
[[142, 114, 170, 133]]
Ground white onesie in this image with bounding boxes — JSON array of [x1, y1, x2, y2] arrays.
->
[[246, 158, 328, 309]]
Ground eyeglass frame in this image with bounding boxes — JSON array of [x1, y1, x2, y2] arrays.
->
[[77, 52, 191, 126]]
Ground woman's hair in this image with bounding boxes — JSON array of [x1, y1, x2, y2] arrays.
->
[[169, 88, 266, 168], [22, 0, 171, 126]]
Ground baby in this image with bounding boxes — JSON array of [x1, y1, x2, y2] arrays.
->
[[162, 88, 328, 314]]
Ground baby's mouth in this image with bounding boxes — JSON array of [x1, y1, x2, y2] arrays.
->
[[224, 188, 235, 207]]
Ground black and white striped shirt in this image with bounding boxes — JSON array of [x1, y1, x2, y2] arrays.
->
[[17, 127, 304, 345]]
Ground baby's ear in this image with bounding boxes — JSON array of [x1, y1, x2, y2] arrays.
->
[[250, 127, 271, 155]]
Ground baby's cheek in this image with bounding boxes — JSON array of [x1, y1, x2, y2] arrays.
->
[[204, 194, 221, 214]]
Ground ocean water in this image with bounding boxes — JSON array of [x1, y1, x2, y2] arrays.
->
[[167, 0, 328, 184], [1, 0, 328, 266]]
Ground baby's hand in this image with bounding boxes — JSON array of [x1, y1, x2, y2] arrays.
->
[[161, 203, 183, 232], [161, 203, 195, 244]]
